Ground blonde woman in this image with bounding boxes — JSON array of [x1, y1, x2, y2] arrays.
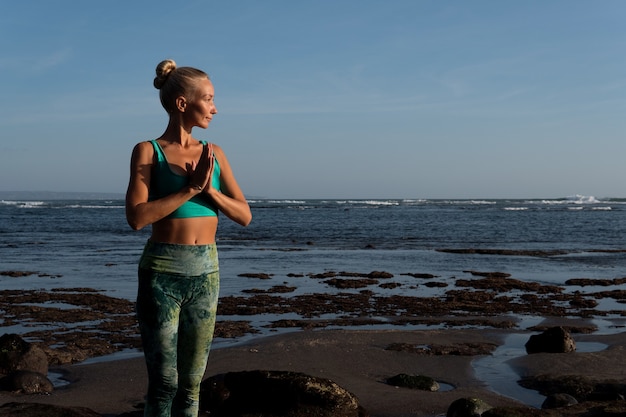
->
[[125, 59, 251, 417]]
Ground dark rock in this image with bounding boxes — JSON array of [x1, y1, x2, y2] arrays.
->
[[446, 397, 492, 417], [386, 373, 439, 391], [0, 334, 48, 376], [425, 281, 448, 288], [0, 402, 101, 417], [0, 370, 53, 394], [0, 271, 39, 278], [325, 278, 379, 289], [518, 374, 626, 403], [238, 273, 273, 279], [379, 282, 402, 289], [402, 273, 438, 279], [200, 370, 367, 417], [367, 271, 393, 279], [525, 326, 576, 354], [439, 248, 569, 257], [542, 392, 578, 409]]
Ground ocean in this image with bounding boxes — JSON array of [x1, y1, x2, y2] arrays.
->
[[2, 194, 625, 406], [2, 193, 625, 331], [2, 194, 625, 301]]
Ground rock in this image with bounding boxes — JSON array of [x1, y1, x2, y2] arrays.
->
[[0, 402, 101, 417], [525, 326, 576, 354], [542, 392, 578, 409], [0, 334, 49, 376], [200, 370, 367, 417], [481, 401, 626, 416], [386, 373, 440, 391], [0, 370, 53, 394], [446, 397, 492, 417], [520, 374, 604, 401]]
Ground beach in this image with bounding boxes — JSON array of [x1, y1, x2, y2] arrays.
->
[[2, 323, 626, 417]]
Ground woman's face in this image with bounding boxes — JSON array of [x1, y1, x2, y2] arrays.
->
[[184, 77, 218, 129]]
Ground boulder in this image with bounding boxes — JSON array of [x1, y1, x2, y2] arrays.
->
[[386, 373, 440, 391], [446, 397, 492, 417], [525, 326, 576, 354], [541, 392, 578, 409], [0, 402, 101, 417], [0, 370, 53, 394], [0, 334, 49, 376], [200, 370, 367, 417]]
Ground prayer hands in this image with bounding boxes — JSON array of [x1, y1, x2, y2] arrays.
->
[[188, 143, 215, 192]]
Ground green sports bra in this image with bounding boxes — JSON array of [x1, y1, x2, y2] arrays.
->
[[149, 140, 221, 218]]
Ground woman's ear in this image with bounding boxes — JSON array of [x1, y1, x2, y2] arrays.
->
[[176, 96, 187, 112]]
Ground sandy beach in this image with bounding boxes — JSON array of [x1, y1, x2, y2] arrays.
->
[[2, 325, 625, 417]]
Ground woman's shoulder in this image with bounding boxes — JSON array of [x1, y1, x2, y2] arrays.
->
[[131, 140, 157, 161], [209, 142, 225, 157]]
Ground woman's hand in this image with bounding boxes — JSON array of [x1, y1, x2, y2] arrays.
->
[[187, 143, 213, 191]]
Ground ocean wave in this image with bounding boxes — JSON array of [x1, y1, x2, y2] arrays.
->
[[65, 204, 125, 209], [536, 195, 602, 205], [251, 200, 307, 204], [1, 200, 46, 208]]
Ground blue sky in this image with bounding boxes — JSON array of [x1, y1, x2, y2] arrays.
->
[[1, 1, 625, 199]]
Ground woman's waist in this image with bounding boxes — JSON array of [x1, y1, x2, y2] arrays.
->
[[139, 239, 219, 276]]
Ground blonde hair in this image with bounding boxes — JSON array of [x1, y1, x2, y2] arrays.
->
[[153, 59, 209, 113]]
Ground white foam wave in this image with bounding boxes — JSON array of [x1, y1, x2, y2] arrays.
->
[[566, 194, 601, 204], [66, 204, 124, 209], [1, 200, 45, 208], [538, 195, 602, 205]]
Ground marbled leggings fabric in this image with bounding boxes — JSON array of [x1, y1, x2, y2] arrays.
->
[[137, 240, 219, 417]]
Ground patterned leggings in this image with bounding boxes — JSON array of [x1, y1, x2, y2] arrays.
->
[[137, 240, 220, 417]]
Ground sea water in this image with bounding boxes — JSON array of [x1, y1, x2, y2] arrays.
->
[[2, 194, 625, 301]]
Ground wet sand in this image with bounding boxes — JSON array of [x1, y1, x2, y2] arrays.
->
[[2, 326, 625, 417]]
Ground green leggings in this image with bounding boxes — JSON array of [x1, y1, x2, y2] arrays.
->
[[137, 240, 220, 417]]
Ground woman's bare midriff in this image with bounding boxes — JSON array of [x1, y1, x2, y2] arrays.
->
[[151, 216, 219, 245]]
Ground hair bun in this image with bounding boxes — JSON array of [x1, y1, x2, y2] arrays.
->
[[153, 59, 177, 89]]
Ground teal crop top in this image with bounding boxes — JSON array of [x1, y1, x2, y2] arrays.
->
[[149, 140, 221, 218]]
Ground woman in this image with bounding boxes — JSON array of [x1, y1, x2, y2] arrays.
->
[[125, 59, 251, 417]]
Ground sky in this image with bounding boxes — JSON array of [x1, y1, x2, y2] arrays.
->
[[1, 1, 625, 199]]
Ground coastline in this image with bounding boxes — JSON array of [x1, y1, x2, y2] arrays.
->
[[2, 325, 625, 417]]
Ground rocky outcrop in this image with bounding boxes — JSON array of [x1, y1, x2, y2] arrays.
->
[[0, 370, 53, 394], [0, 334, 52, 394], [199, 370, 367, 417], [0, 334, 48, 376], [525, 326, 576, 354], [387, 373, 440, 391], [541, 393, 579, 409], [446, 397, 493, 416]]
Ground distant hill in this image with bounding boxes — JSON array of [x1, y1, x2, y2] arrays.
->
[[0, 191, 125, 200]]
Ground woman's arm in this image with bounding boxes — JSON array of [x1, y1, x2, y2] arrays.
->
[[205, 144, 252, 227], [125, 141, 203, 230]]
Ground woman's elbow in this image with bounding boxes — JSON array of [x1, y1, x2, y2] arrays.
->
[[234, 207, 252, 227], [127, 217, 145, 231], [125, 207, 146, 231]]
